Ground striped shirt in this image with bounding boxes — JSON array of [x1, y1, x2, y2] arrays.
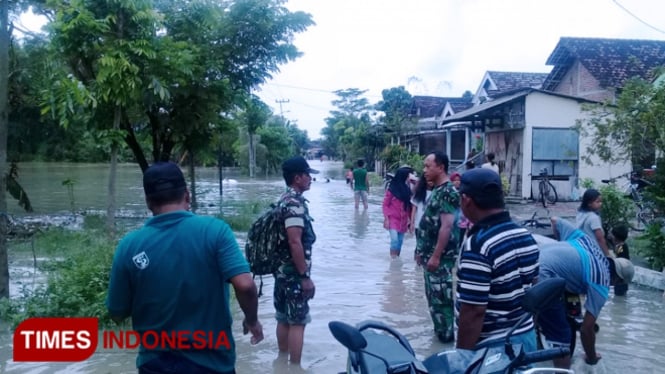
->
[[456, 211, 539, 345], [539, 218, 610, 317]]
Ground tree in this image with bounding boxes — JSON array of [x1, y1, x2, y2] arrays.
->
[[322, 88, 373, 163], [577, 74, 665, 169], [45, 0, 163, 232], [239, 95, 271, 177], [257, 121, 292, 174], [375, 86, 415, 145], [43, 0, 313, 175], [0, 0, 10, 298]]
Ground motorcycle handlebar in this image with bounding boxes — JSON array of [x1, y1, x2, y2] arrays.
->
[[518, 348, 570, 366]]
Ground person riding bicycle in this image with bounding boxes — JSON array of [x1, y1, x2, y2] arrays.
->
[[538, 217, 634, 369]]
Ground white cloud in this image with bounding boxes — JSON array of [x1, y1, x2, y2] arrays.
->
[[257, 0, 665, 139]]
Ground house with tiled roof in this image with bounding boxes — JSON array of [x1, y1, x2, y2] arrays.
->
[[473, 71, 550, 105], [407, 95, 473, 164], [543, 37, 665, 102], [441, 88, 614, 200], [438, 37, 665, 200]]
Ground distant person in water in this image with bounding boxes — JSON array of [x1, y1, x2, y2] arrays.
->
[[353, 160, 370, 210], [346, 168, 354, 189]]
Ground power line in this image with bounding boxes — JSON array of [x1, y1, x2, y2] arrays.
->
[[267, 83, 335, 94], [611, 0, 665, 35], [264, 82, 383, 98]]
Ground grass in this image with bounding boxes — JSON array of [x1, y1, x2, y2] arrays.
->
[[218, 199, 273, 232], [1, 200, 266, 329], [1, 227, 117, 329]]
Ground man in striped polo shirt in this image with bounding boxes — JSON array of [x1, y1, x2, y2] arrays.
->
[[455, 168, 539, 351]]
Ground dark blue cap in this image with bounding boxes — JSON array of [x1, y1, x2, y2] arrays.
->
[[459, 168, 502, 200], [143, 162, 187, 197], [282, 156, 319, 174]]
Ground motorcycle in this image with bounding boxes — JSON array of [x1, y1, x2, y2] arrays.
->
[[329, 278, 573, 374]]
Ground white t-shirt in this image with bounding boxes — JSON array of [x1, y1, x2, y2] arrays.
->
[[411, 190, 432, 229], [481, 162, 500, 174]]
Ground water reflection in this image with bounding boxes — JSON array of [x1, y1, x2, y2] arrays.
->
[[352, 210, 370, 238], [1, 161, 664, 373]]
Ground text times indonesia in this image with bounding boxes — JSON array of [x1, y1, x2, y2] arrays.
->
[[13, 317, 231, 362]]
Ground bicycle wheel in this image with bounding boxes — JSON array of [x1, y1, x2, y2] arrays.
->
[[545, 182, 558, 205], [629, 206, 656, 232], [539, 182, 548, 208]]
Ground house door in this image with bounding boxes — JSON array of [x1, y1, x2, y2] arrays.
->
[[485, 130, 523, 197]]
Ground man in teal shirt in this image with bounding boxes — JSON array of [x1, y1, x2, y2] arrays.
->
[[353, 159, 370, 209], [107, 162, 263, 374]]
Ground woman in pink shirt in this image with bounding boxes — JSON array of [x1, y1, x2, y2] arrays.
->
[[383, 167, 413, 259]]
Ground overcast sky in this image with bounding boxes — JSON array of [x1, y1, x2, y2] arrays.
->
[[256, 0, 665, 139], [18, 1, 665, 140]]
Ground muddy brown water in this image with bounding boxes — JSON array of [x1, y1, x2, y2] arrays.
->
[[1, 162, 663, 373]]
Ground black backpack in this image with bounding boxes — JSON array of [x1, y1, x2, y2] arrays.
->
[[245, 202, 289, 295]]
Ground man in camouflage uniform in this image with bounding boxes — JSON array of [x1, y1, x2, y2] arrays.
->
[[273, 156, 318, 365], [415, 151, 460, 343]]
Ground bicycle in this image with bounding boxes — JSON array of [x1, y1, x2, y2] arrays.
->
[[601, 171, 658, 231], [537, 168, 557, 208], [518, 211, 554, 238]]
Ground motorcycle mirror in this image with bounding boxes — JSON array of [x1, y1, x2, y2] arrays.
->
[[328, 321, 368, 352]]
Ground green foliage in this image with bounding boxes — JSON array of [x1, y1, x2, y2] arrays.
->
[[633, 157, 665, 270], [0, 228, 116, 328], [367, 172, 383, 187], [635, 224, 665, 270], [576, 74, 665, 168], [375, 86, 415, 138], [321, 88, 378, 163], [256, 123, 293, 174], [218, 199, 270, 232], [380, 144, 424, 174], [580, 178, 595, 189], [577, 73, 665, 269], [501, 175, 510, 196], [598, 183, 636, 235], [83, 214, 107, 231], [19, 0, 313, 171], [474, 134, 484, 152]]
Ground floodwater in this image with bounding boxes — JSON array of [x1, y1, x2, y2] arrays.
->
[[1, 161, 664, 373]]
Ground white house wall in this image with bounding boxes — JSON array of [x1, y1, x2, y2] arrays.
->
[[522, 92, 630, 200]]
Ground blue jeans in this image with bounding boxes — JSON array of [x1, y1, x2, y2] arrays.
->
[[389, 229, 405, 252], [139, 352, 234, 374]]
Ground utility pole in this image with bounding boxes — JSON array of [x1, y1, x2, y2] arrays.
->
[[275, 99, 289, 122]]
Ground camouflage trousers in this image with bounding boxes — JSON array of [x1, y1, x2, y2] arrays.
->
[[273, 273, 312, 325], [423, 257, 455, 339]]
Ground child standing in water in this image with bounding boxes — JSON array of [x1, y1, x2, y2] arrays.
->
[[611, 224, 631, 296], [345, 168, 354, 189], [576, 189, 610, 256]]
